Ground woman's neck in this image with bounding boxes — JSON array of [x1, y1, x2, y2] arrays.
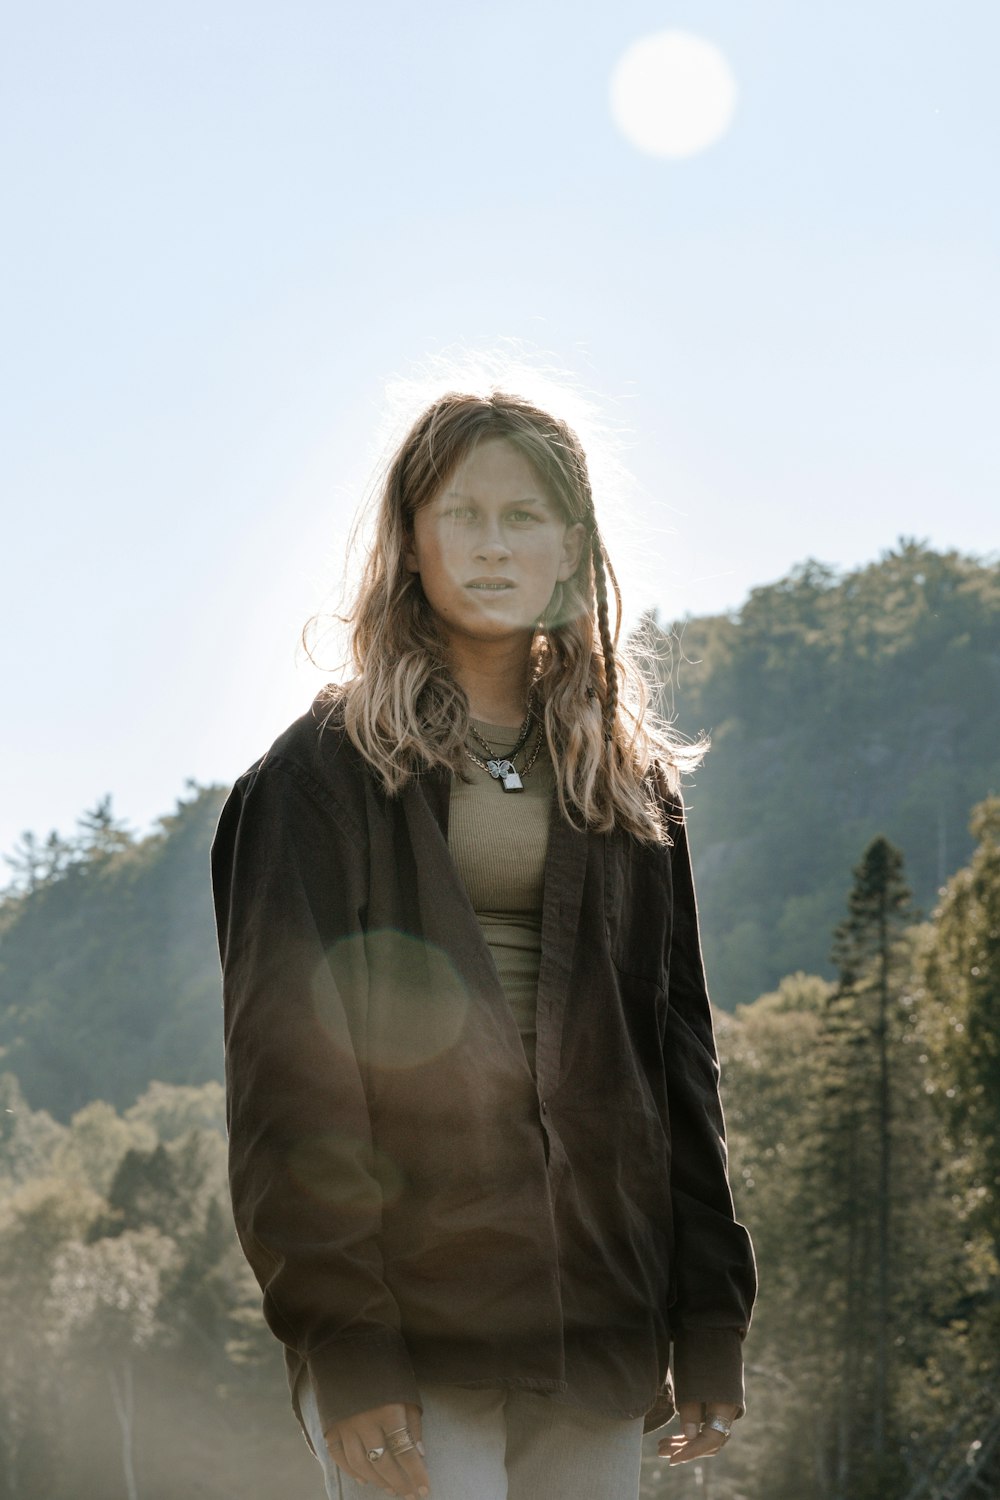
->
[[448, 634, 533, 727]]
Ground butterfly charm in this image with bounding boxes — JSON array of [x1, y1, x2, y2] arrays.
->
[[487, 758, 524, 792]]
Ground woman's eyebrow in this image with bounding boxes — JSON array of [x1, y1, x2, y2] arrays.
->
[[443, 489, 552, 507]]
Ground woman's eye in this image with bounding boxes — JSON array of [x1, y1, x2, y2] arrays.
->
[[510, 509, 541, 524]]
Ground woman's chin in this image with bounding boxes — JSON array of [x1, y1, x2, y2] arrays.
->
[[443, 609, 538, 646]]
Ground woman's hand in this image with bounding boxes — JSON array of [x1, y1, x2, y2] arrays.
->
[[325, 1402, 430, 1498], [659, 1401, 740, 1465]]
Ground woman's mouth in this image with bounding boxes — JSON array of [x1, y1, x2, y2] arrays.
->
[[466, 580, 515, 591]]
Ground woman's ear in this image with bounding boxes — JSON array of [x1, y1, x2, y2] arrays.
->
[[558, 522, 586, 581]]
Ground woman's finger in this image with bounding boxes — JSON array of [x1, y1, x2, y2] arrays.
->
[[354, 1422, 429, 1498], [404, 1400, 425, 1455], [385, 1424, 430, 1496], [323, 1427, 369, 1487], [366, 1429, 427, 1498], [339, 1429, 390, 1490], [664, 1429, 728, 1463], [327, 1404, 429, 1496], [659, 1404, 737, 1465]]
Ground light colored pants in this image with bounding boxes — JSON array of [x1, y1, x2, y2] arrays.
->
[[297, 1374, 644, 1500]]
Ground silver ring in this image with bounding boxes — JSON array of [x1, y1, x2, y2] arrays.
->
[[704, 1415, 732, 1441], [366, 1446, 386, 1463]]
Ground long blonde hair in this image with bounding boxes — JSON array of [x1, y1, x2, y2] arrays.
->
[[308, 389, 704, 842]]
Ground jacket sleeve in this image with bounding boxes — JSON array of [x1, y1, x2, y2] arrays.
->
[[210, 756, 419, 1435], [663, 805, 757, 1414]]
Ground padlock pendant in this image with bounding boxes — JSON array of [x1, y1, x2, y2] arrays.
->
[[487, 758, 524, 792]]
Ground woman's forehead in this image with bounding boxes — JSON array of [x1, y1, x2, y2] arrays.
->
[[438, 433, 571, 507], [448, 435, 542, 482]]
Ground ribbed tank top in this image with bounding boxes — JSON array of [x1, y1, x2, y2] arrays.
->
[[448, 717, 554, 1078]]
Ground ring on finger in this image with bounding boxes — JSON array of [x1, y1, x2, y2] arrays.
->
[[366, 1446, 386, 1463]]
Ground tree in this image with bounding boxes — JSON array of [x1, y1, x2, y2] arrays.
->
[[0, 1176, 104, 1498], [124, 1080, 226, 1143], [645, 543, 1000, 1007], [0, 1073, 66, 1192], [827, 834, 917, 1476], [76, 795, 134, 859], [0, 784, 229, 1117], [3, 829, 80, 897], [924, 798, 1000, 1258], [51, 1099, 156, 1196], [918, 796, 1000, 1423], [47, 1228, 179, 1500], [713, 974, 835, 1499]]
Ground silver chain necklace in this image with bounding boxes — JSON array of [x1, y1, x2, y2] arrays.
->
[[464, 707, 543, 792]]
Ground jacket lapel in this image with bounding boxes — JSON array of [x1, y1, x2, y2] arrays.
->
[[534, 794, 589, 1090], [402, 766, 590, 1092]]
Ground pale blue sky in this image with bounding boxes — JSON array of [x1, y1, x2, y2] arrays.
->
[[2, 0, 997, 860]]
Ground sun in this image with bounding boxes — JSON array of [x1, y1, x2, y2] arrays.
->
[[610, 30, 738, 160]]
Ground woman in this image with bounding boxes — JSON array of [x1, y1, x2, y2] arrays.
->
[[211, 386, 756, 1500]]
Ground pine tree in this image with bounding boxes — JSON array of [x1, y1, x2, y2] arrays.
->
[[826, 836, 913, 1488], [76, 794, 134, 858], [2, 830, 45, 894]]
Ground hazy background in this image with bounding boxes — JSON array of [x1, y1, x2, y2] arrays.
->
[[3, 0, 997, 851], [3, 9, 999, 1498]]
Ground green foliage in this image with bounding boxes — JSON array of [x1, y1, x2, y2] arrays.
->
[[0, 782, 228, 1118], [831, 835, 913, 985], [0, 1080, 313, 1499], [0, 807, 998, 1496], [923, 796, 1000, 1255], [124, 1078, 226, 1141], [0, 544, 995, 1120], [0, 543, 996, 1495], [51, 1098, 157, 1195], [648, 540, 1000, 1007], [0, 1073, 64, 1190], [704, 811, 1000, 1500]]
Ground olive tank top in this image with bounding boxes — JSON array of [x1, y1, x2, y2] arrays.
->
[[447, 717, 554, 1078]]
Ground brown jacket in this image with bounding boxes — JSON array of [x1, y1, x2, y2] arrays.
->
[[210, 691, 756, 1442]]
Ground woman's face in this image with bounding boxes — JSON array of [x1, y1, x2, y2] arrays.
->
[[404, 437, 585, 651]]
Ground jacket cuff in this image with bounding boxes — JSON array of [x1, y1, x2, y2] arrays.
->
[[309, 1332, 421, 1434], [671, 1328, 746, 1417]]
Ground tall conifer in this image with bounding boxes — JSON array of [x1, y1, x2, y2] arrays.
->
[[828, 836, 912, 1483]]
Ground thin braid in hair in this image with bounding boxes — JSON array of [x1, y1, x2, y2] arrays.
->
[[591, 529, 620, 744]]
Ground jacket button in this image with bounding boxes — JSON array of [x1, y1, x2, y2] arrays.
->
[[540, 1100, 548, 1115]]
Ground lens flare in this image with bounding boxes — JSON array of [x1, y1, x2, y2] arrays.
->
[[320, 929, 471, 1071], [288, 1131, 406, 1210], [610, 30, 737, 160]]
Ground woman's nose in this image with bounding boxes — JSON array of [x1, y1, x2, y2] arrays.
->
[[474, 522, 511, 561]]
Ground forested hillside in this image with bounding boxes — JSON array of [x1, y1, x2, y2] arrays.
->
[[3, 804, 998, 1499], [2, 540, 999, 1498], [0, 787, 227, 1119], [648, 539, 1000, 1006], [1, 541, 997, 1114]]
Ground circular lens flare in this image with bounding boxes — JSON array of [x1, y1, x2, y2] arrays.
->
[[610, 30, 738, 159]]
